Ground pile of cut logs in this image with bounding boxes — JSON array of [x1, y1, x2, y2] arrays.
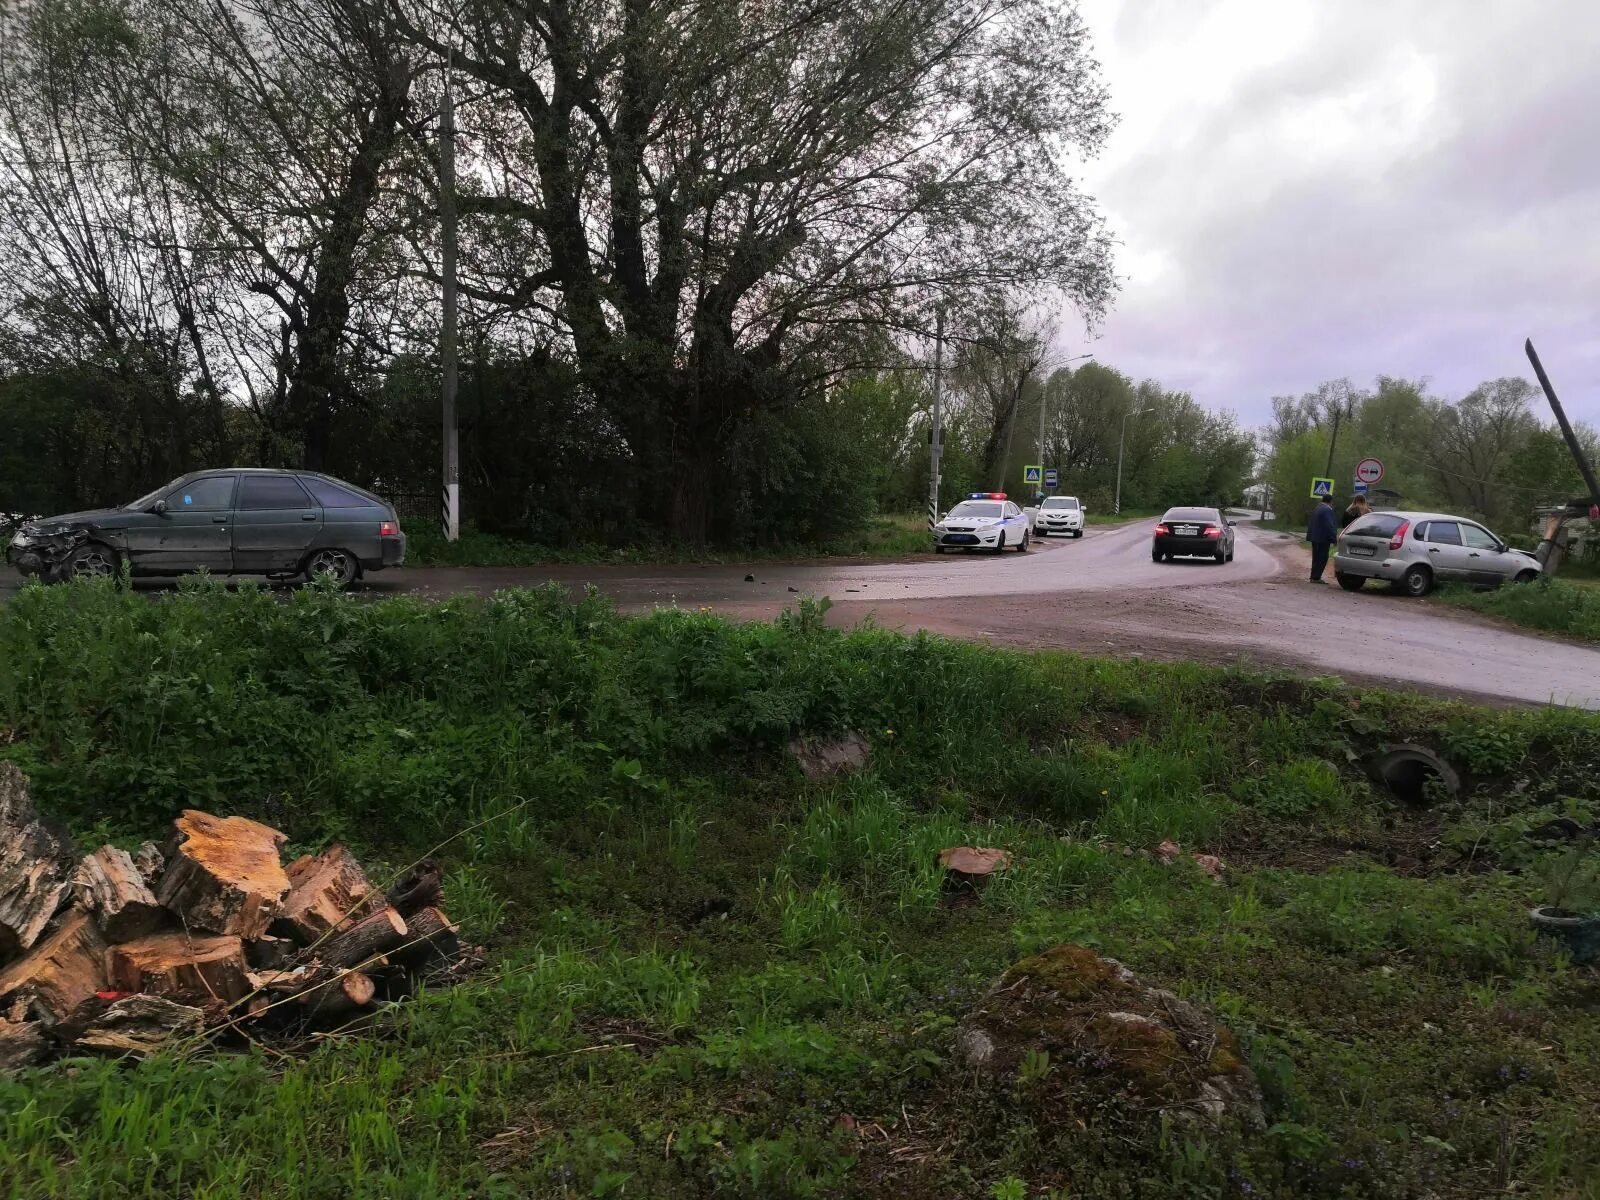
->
[[0, 763, 470, 1071]]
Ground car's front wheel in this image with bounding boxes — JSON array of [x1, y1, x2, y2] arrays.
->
[[1336, 572, 1365, 592], [1514, 569, 1539, 584], [1397, 564, 1433, 597], [64, 541, 118, 583], [304, 547, 360, 588], [934, 545, 946, 555]]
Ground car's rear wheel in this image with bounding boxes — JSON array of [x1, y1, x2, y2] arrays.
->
[[1016, 531, 1029, 553], [1514, 569, 1539, 584], [1397, 564, 1433, 597], [1336, 572, 1365, 592], [65, 541, 118, 583], [1151, 548, 1164, 563], [305, 547, 360, 587], [1214, 548, 1226, 564]]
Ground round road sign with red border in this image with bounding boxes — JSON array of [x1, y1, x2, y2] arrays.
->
[[1355, 458, 1385, 486]]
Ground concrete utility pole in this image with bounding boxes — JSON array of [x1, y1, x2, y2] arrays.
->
[[439, 54, 460, 542], [927, 307, 945, 532], [1114, 407, 1147, 515]]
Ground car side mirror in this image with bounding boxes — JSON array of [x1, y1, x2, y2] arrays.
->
[[152, 499, 168, 515]]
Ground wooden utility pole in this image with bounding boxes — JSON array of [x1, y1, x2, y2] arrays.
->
[[439, 55, 460, 542]]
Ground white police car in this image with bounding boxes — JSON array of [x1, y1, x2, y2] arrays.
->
[[933, 493, 1031, 554]]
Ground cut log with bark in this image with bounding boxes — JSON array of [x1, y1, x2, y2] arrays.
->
[[298, 969, 376, 1020], [246, 934, 293, 970], [132, 841, 165, 885], [0, 999, 48, 1070], [391, 906, 461, 969], [319, 906, 407, 968], [72, 846, 163, 942], [157, 810, 290, 939], [276, 844, 372, 944], [385, 860, 442, 917], [108, 931, 250, 1004], [72, 994, 205, 1056], [0, 763, 76, 959], [0, 908, 109, 1023]]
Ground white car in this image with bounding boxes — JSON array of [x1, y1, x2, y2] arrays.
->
[[1035, 495, 1085, 538], [933, 493, 1032, 554]]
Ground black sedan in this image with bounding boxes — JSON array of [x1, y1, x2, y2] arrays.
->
[[1152, 506, 1236, 564]]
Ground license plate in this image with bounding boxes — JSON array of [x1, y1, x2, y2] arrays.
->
[[1349, 545, 1375, 557], [1175, 525, 1198, 536]]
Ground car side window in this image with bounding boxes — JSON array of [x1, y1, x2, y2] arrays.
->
[[237, 475, 315, 510], [166, 476, 236, 512], [1425, 521, 1462, 546], [1460, 524, 1499, 551], [1005, 503, 1020, 518], [303, 478, 371, 507]]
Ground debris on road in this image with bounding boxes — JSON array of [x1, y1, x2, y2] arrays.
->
[[0, 767, 474, 1070]]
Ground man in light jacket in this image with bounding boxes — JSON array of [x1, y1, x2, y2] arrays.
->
[[1306, 496, 1339, 584]]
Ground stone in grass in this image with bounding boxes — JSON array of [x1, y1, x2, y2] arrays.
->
[[956, 944, 1263, 1129], [788, 732, 870, 780]]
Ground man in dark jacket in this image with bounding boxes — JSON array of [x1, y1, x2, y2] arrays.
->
[[1306, 496, 1339, 583]]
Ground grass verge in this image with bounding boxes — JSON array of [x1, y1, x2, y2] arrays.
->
[[1, 579, 1598, 1198], [1439, 576, 1600, 643], [405, 514, 931, 568]]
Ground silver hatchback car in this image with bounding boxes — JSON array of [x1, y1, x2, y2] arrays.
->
[[1332, 510, 1542, 596]]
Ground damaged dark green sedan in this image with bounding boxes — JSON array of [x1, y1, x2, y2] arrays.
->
[[6, 469, 406, 585]]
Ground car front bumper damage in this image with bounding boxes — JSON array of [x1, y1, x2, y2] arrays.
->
[[6, 528, 92, 583]]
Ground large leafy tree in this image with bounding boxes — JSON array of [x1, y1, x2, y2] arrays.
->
[[393, 0, 1116, 540]]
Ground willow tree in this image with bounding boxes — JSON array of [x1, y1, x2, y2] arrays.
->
[[395, 0, 1116, 541]]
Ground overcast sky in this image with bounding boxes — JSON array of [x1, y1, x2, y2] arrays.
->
[[1069, 0, 1600, 430]]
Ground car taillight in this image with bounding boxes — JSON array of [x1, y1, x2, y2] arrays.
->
[[1203, 525, 1221, 537], [379, 520, 398, 537], [1153, 523, 1170, 535], [1388, 520, 1409, 551]]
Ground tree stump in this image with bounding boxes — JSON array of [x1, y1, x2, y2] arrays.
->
[[0, 909, 109, 1024], [276, 845, 372, 944], [72, 846, 163, 942], [108, 930, 250, 1004], [0, 763, 76, 959], [157, 811, 290, 939], [319, 906, 407, 968]]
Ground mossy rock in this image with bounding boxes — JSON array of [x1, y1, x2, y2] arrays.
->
[[955, 944, 1263, 1128]]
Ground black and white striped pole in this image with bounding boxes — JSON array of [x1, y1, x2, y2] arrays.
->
[[439, 52, 461, 543], [927, 306, 945, 533]]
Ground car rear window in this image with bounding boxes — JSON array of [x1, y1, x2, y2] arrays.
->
[[1163, 508, 1217, 522], [237, 475, 314, 510], [303, 477, 375, 508], [1346, 514, 1405, 539], [1042, 498, 1080, 510]]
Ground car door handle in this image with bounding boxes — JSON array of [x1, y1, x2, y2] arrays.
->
[[301, 513, 317, 521], [212, 516, 228, 524], [1468, 552, 1481, 558], [1428, 547, 1440, 553]]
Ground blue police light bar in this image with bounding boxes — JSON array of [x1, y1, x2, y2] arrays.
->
[[969, 492, 1007, 500]]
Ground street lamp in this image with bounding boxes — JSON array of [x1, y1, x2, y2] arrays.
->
[[1038, 353, 1094, 499], [1114, 407, 1148, 516]]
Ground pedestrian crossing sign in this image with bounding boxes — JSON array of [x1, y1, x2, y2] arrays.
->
[[1023, 464, 1042, 485], [1310, 477, 1334, 499]]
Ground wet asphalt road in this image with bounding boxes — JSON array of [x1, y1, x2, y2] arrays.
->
[[6, 519, 1600, 708]]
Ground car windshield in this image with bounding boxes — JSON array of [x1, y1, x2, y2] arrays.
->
[[1042, 498, 1079, 510], [125, 478, 183, 511], [948, 502, 1002, 519]]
